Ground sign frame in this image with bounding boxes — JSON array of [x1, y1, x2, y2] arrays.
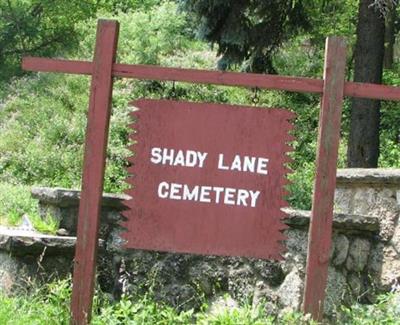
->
[[21, 19, 400, 324]]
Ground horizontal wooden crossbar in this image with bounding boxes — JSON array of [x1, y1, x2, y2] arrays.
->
[[22, 57, 400, 101]]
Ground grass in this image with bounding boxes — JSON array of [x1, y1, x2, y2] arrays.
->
[[0, 278, 399, 324], [0, 182, 58, 234], [337, 292, 400, 324], [0, 278, 309, 325]]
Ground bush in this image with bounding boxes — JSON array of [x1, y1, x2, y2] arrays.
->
[[0, 2, 209, 194]]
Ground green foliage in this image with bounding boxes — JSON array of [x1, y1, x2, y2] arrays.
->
[[305, 0, 358, 46], [0, 182, 37, 226], [0, 182, 58, 233], [0, 278, 71, 324], [196, 301, 276, 325], [101, 0, 163, 14], [76, 2, 196, 65], [273, 36, 324, 78], [180, 0, 310, 73], [92, 294, 194, 325], [0, 74, 89, 189], [0, 2, 215, 195], [1, 278, 398, 324], [0, 278, 308, 324], [380, 137, 400, 167], [0, 0, 101, 82], [380, 69, 400, 168], [287, 162, 315, 211], [338, 292, 400, 324], [30, 212, 59, 234]]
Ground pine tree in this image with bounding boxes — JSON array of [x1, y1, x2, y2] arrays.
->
[[180, 0, 310, 73]]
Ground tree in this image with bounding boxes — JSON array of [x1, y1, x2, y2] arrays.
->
[[0, 0, 99, 82], [347, 0, 386, 167], [180, 0, 310, 73]]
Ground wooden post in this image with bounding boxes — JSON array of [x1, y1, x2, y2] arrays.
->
[[302, 37, 347, 320], [70, 20, 119, 325]]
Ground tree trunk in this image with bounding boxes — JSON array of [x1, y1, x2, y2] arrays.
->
[[347, 0, 385, 167], [384, 5, 396, 69]]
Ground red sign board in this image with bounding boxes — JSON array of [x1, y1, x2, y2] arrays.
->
[[122, 99, 295, 260]]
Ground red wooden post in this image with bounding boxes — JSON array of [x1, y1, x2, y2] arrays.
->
[[302, 37, 347, 320], [70, 20, 119, 324]]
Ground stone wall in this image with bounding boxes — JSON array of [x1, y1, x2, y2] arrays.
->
[[0, 229, 76, 293], [335, 169, 400, 292], [0, 168, 399, 317]]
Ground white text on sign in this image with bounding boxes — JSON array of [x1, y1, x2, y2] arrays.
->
[[150, 147, 270, 208]]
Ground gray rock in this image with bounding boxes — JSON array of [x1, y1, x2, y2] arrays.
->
[[106, 228, 126, 253], [31, 187, 130, 208], [252, 281, 278, 311], [56, 228, 69, 236], [0, 252, 20, 294], [367, 242, 384, 275], [251, 260, 285, 287], [283, 208, 380, 234], [158, 283, 198, 311], [336, 169, 400, 185], [347, 272, 365, 299], [333, 213, 380, 234], [0, 251, 72, 295], [188, 259, 227, 296], [227, 264, 255, 304], [352, 188, 377, 215], [334, 188, 352, 213], [372, 191, 398, 241], [284, 229, 308, 258], [324, 266, 347, 316], [391, 221, 400, 253], [18, 214, 35, 231], [0, 231, 78, 256], [380, 246, 400, 290], [332, 234, 349, 266], [346, 238, 371, 272], [276, 268, 304, 310]]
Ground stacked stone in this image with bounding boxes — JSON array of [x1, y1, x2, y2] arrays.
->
[[335, 169, 400, 293], [0, 168, 399, 317]]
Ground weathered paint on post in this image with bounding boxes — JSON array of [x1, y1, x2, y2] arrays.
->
[[302, 37, 347, 320], [122, 99, 294, 260], [70, 20, 119, 325]]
